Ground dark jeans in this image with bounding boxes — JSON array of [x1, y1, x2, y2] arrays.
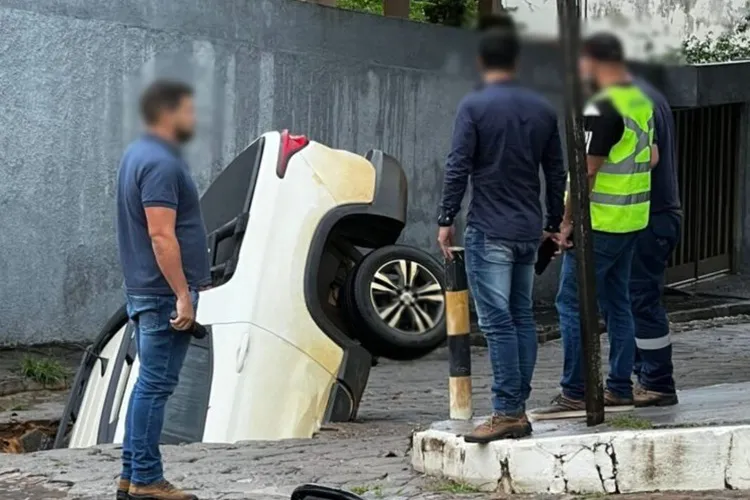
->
[[121, 290, 198, 485], [556, 231, 638, 400], [631, 211, 681, 394], [464, 226, 538, 417]]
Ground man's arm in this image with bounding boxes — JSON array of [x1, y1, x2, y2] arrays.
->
[[650, 144, 660, 167], [438, 98, 477, 226], [562, 100, 624, 226], [140, 162, 190, 302], [541, 116, 566, 233], [650, 114, 660, 168]]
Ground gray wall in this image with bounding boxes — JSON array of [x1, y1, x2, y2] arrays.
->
[[2, 0, 747, 345], [0, 0, 515, 344]]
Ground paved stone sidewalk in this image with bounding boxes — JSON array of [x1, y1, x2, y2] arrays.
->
[[3, 321, 750, 499]]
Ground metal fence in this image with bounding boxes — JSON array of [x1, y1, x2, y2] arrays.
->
[[666, 104, 742, 285]]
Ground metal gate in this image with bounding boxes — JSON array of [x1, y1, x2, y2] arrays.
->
[[666, 104, 742, 285]]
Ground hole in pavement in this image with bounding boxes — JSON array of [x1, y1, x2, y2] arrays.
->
[[0, 420, 61, 453]]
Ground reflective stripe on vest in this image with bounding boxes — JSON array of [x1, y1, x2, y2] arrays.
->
[[590, 191, 650, 205], [598, 116, 655, 175]]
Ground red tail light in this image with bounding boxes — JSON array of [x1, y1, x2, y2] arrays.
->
[[276, 130, 310, 178]]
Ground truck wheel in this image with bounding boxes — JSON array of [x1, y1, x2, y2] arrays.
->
[[347, 245, 446, 360]]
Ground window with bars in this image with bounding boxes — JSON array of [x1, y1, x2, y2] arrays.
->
[[666, 104, 742, 285]]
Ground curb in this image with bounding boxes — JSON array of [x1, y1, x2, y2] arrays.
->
[[412, 424, 750, 495], [667, 300, 750, 323], [0, 377, 70, 398], [469, 300, 750, 347]]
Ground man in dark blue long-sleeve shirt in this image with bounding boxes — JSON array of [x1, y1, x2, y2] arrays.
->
[[437, 25, 567, 443]]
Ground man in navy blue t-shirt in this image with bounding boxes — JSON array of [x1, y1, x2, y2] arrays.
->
[[115, 80, 209, 500], [437, 23, 566, 443]]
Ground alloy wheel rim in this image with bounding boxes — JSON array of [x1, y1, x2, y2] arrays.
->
[[369, 259, 445, 334]]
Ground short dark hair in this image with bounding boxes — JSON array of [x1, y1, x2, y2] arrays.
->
[[139, 80, 193, 125], [478, 26, 520, 71], [477, 11, 517, 32], [582, 32, 625, 63]]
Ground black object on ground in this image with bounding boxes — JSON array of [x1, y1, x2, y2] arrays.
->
[[291, 484, 364, 500], [169, 312, 209, 339]]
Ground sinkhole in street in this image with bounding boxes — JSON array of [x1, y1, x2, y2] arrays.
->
[[0, 420, 61, 453]]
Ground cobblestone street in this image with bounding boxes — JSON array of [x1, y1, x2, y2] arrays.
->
[[3, 319, 750, 499]]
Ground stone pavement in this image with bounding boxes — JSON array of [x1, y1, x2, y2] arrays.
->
[[3, 318, 750, 499]]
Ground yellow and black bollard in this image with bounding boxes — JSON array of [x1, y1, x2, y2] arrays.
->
[[444, 248, 473, 420]]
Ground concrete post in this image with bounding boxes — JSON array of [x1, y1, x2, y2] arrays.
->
[[444, 248, 472, 420], [383, 0, 410, 18]]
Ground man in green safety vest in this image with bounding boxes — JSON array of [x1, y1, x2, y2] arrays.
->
[[532, 32, 659, 420]]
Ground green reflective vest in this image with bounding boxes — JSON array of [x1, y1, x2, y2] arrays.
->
[[586, 85, 655, 233]]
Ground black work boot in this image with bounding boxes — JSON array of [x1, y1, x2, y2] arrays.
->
[[634, 385, 678, 407]]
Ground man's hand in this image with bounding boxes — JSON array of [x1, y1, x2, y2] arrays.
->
[[554, 223, 574, 250], [542, 230, 556, 243], [170, 294, 195, 331], [437, 226, 455, 260]]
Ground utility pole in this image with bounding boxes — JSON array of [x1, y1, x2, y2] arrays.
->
[[556, 0, 604, 426]]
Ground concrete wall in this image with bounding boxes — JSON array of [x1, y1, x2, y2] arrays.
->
[[1, 0, 748, 345], [505, 0, 749, 59], [0, 0, 488, 344]]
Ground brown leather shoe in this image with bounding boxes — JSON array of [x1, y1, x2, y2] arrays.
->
[[117, 479, 131, 500], [521, 413, 533, 434], [129, 480, 198, 500], [529, 394, 586, 421], [634, 385, 678, 407], [463, 415, 530, 444], [604, 389, 635, 413]]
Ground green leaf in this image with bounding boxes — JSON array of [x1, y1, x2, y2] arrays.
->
[[336, 0, 481, 27]]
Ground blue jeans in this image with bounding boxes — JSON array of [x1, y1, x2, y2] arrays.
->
[[631, 212, 681, 394], [556, 231, 637, 400], [464, 226, 538, 417], [121, 290, 198, 485]]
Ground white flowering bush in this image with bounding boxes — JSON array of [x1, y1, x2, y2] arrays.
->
[[683, 18, 750, 63]]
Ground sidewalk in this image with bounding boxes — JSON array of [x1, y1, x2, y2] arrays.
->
[[2, 320, 750, 499], [476, 274, 750, 344]]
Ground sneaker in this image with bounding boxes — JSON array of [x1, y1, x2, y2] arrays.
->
[[604, 390, 634, 413], [129, 480, 198, 500], [117, 479, 131, 500], [633, 385, 678, 408], [463, 415, 530, 444], [528, 394, 586, 421]]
